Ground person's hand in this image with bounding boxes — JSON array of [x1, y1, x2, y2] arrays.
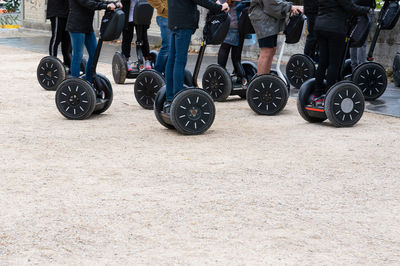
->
[[216, 0, 221, 4], [221, 2, 229, 11], [116, 1, 122, 8], [291, 5, 302, 15], [107, 3, 116, 10]]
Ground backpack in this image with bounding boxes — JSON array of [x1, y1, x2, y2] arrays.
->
[[284, 13, 306, 44], [203, 12, 231, 45], [238, 7, 255, 35], [380, 0, 400, 30], [349, 14, 371, 48]]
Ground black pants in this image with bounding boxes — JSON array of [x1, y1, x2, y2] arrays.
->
[[122, 22, 150, 60], [304, 13, 317, 61], [49, 16, 71, 68], [314, 30, 346, 95], [217, 40, 245, 78]]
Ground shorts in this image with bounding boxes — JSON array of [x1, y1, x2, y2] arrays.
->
[[258, 35, 278, 48]]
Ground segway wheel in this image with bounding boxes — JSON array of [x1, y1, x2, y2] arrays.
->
[[37, 56, 66, 91], [202, 64, 232, 101], [352, 62, 387, 101], [246, 75, 288, 115], [149, 50, 158, 68], [393, 53, 400, 87], [80, 58, 87, 75], [286, 54, 315, 89], [154, 86, 175, 129], [93, 73, 113, 114], [296, 78, 327, 123], [170, 89, 216, 135], [55, 78, 96, 120], [112, 52, 127, 84], [325, 81, 365, 127], [342, 58, 352, 79], [270, 70, 290, 92], [134, 69, 165, 110]]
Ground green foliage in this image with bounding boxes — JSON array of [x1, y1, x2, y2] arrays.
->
[[4, 0, 20, 12], [376, 0, 384, 9]]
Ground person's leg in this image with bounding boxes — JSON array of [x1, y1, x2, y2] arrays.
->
[[304, 14, 317, 60], [172, 29, 193, 97], [231, 44, 243, 78], [121, 22, 134, 61], [69, 32, 85, 78], [357, 41, 367, 65], [350, 47, 358, 71], [165, 30, 176, 102], [49, 17, 62, 57], [217, 43, 231, 68], [59, 17, 71, 68], [154, 16, 170, 73], [84, 31, 98, 83], [325, 32, 346, 90], [314, 30, 329, 96], [257, 35, 277, 75]]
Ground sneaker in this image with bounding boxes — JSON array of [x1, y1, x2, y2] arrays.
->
[[311, 94, 325, 108], [127, 62, 133, 72], [145, 60, 152, 69], [163, 101, 172, 114]]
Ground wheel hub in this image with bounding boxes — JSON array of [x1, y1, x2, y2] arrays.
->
[[262, 90, 273, 102], [341, 98, 354, 113], [188, 106, 201, 120], [68, 94, 81, 106]]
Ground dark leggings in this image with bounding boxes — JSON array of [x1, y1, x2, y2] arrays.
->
[[121, 22, 150, 60], [49, 16, 71, 68], [314, 30, 346, 96], [217, 42, 244, 78]]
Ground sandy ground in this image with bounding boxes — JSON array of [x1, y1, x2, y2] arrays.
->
[[0, 44, 400, 265]]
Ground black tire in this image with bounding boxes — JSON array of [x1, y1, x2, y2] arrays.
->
[[352, 62, 387, 101], [37, 56, 66, 91], [270, 70, 290, 92], [55, 78, 96, 120], [246, 75, 288, 115], [392, 53, 400, 87], [325, 81, 365, 127], [286, 54, 315, 89], [149, 50, 158, 68], [92, 73, 113, 114], [184, 69, 193, 87], [202, 64, 232, 101], [154, 86, 175, 129], [342, 58, 352, 78], [170, 89, 216, 135], [239, 61, 258, 99], [296, 78, 327, 123], [112, 52, 127, 84], [134, 69, 165, 110], [80, 57, 87, 75]]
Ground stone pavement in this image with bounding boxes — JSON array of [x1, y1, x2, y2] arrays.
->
[[0, 31, 399, 117]]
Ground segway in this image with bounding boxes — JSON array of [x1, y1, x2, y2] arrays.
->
[[246, 12, 305, 115], [153, 12, 231, 135], [201, 6, 257, 101], [55, 7, 125, 120], [297, 16, 370, 127], [366, 0, 400, 86], [112, 0, 158, 84], [37, 50, 87, 91]]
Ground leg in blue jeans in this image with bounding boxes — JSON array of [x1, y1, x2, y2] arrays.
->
[[165, 29, 193, 101], [154, 16, 170, 74], [69, 32, 97, 83]]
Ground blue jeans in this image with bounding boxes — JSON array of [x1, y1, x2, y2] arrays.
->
[[154, 16, 170, 74], [165, 29, 193, 101], [69, 32, 97, 83]]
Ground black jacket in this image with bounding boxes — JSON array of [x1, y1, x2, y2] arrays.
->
[[354, 0, 376, 8], [47, 0, 69, 18], [168, 0, 222, 30], [314, 0, 369, 34], [304, 0, 318, 15], [66, 0, 108, 33]]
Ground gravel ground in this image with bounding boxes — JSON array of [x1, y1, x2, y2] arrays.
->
[[0, 44, 400, 265]]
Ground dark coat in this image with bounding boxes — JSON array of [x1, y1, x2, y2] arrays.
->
[[47, 0, 69, 19], [168, 0, 222, 30], [304, 0, 318, 15], [315, 0, 370, 34], [354, 0, 376, 8], [66, 0, 108, 33]]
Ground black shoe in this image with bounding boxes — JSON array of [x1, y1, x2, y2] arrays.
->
[[163, 101, 171, 114]]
